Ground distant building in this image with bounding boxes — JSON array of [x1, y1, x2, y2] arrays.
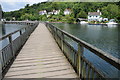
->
[[48, 12, 54, 15], [0, 5, 2, 21], [39, 10, 47, 15], [64, 9, 72, 15], [47, 10, 60, 17], [88, 10, 102, 22], [53, 10, 60, 15]]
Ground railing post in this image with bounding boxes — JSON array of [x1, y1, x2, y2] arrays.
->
[[77, 42, 83, 78], [61, 32, 64, 52], [51, 25, 53, 34], [20, 30, 22, 35], [55, 28, 58, 42], [53, 27, 56, 38], [8, 35, 14, 56]]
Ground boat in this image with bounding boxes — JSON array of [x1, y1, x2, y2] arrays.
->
[[106, 22, 118, 24], [106, 19, 118, 24], [80, 21, 88, 24]]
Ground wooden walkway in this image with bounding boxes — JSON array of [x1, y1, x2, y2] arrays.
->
[[4, 23, 78, 78]]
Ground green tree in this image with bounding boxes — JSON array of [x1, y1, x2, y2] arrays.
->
[[77, 11, 87, 18], [102, 4, 119, 20], [3, 2, 120, 22], [20, 13, 33, 20], [25, 4, 30, 8]]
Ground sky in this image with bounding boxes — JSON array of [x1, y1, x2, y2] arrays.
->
[[0, 0, 47, 12], [0, 0, 118, 12]]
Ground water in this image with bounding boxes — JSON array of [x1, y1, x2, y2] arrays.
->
[[0, 24, 27, 37], [0, 23, 28, 49], [52, 23, 120, 78]]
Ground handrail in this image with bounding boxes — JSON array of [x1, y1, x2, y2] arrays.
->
[[1, 21, 39, 79], [48, 23, 120, 69], [0, 21, 38, 41], [0, 27, 26, 40], [45, 22, 120, 79], [56, 26, 120, 69], [3, 21, 38, 23]]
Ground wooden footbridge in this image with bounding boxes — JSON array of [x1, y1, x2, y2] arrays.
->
[[0, 21, 120, 80]]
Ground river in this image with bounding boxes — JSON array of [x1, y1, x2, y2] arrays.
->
[[52, 23, 120, 78]]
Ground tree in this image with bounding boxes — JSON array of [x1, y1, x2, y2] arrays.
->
[[102, 4, 119, 20], [3, 2, 120, 22], [25, 4, 30, 8], [20, 13, 33, 20], [77, 11, 87, 18]]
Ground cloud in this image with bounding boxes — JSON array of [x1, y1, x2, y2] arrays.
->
[[0, 0, 47, 3], [0, 0, 48, 12], [1, 2, 26, 12]]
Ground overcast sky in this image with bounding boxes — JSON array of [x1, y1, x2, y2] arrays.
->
[[0, 0, 118, 12], [0, 0, 47, 12]]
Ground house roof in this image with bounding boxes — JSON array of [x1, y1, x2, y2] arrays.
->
[[88, 12, 101, 16]]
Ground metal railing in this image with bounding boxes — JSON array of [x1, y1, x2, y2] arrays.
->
[[45, 22, 120, 79], [0, 21, 39, 79]]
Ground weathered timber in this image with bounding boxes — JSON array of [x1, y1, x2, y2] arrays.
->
[[3, 23, 78, 79]]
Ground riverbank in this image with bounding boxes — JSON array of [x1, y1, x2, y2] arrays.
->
[[48, 22, 63, 23], [48, 21, 79, 24]]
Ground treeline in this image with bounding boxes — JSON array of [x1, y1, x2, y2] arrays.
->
[[3, 2, 120, 23]]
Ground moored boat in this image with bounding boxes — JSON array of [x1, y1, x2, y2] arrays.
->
[[80, 21, 88, 24], [106, 19, 118, 24]]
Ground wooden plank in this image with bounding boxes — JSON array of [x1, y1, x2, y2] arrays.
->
[[4, 23, 78, 78]]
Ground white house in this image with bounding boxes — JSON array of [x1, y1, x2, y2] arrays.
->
[[39, 10, 47, 15], [53, 10, 60, 15], [88, 10, 102, 22], [64, 9, 72, 15], [47, 10, 60, 17], [48, 12, 54, 15]]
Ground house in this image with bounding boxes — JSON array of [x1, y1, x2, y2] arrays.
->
[[39, 10, 47, 15], [88, 10, 102, 22], [48, 12, 54, 15], [48, 10, 60, 15], [64, 9, 72, 15], [47, 12, 54, 17], [47, 10, 60, 17], [53, 10, 60, 15]]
